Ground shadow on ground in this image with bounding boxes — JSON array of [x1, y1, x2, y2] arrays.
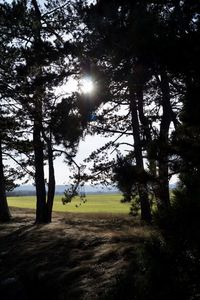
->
[[0, 208, 154, 300]]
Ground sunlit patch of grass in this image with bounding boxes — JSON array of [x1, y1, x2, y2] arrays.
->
[[8, 194, 130, 214]]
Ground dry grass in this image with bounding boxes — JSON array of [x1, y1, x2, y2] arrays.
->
[[0, 208, 155, 300]]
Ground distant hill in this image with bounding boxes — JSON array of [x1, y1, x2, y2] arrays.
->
[[7, 184, 119, 196], [7, 182, 177, 197]]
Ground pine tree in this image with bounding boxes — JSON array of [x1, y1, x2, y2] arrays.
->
[[77, 0, 183, 220], [2, 0, 86, 223]]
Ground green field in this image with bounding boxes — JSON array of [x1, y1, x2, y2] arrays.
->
[[8, 194, 130, 214]]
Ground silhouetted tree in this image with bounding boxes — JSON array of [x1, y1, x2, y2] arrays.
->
[[0, 2, 31, 222], [2, 0, 86, 223], [77, 0, 184, 221]]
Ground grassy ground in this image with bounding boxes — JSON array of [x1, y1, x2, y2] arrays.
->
[[8, 194, 130, 214], [1, 203, 199, 299], [0, 208, 154, 300]]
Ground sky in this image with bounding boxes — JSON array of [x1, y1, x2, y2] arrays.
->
[[0, 0, 124, 186], [51, 134, 177, 185], [50, 134, 119, 185], [1, 0, 178, 186], [52, 77, 177, 185], [51, 78, 115, 185], [50, 77, 134, 185]]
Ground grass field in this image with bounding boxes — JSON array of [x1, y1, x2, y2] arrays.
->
[[8, 193, 130, 214]]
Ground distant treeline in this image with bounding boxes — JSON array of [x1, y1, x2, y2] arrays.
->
[[7, 190, 119, 197], [7, 191, 64, 197]]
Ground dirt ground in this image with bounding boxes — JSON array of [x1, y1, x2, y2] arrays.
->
[[0, 208, 154, 300]]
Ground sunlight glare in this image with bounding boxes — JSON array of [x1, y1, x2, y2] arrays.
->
[[79, 77, 94, 94]]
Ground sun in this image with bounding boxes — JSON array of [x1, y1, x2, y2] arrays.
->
[[79, 77, 94, 94], [54, 76, 95, 96]]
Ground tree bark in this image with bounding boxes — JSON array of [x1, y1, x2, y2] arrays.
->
[[34, 118, 47, 223], [137, 87, 157, 178], [137, 87, 158, 209], [156, 70, 172, 212], [129, 82, 152, 223], [46, 135, 55, 223], [0, 138, 11, 222], [31, 0, 48, 223]]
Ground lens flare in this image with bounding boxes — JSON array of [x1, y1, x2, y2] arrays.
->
[[79, 77, 94, 94]]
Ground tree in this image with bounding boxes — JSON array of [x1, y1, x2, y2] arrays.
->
[[76, 0, 184, 221], [0, 2, 30, 222], [168, 1, 200, 235], [2, 0, 87, 223]]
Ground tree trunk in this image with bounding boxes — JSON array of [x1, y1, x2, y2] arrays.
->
[[34, 119, 47, 223], [129, 82, 152, 223], [32, 0, 47, 223], [46, 136, 55, 223], [0, 138, 11, 222], [137, 87, 157, 179], [156, 70, 172, 212], [137, 87, 158, 209]]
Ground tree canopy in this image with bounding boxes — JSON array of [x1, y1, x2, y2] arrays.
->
[[0, 0, 199, 225]]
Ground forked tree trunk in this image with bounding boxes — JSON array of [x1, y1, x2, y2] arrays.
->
[[0, 138, 11, 222], [129, 82, 152, 223]]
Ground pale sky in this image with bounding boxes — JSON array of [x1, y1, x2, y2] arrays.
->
[[52, 77, 133, 185], [1, 0, 178, 186], [48, 133, 177, 185], [49, 134, 121, 185], [52, 78, 120, 185]]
